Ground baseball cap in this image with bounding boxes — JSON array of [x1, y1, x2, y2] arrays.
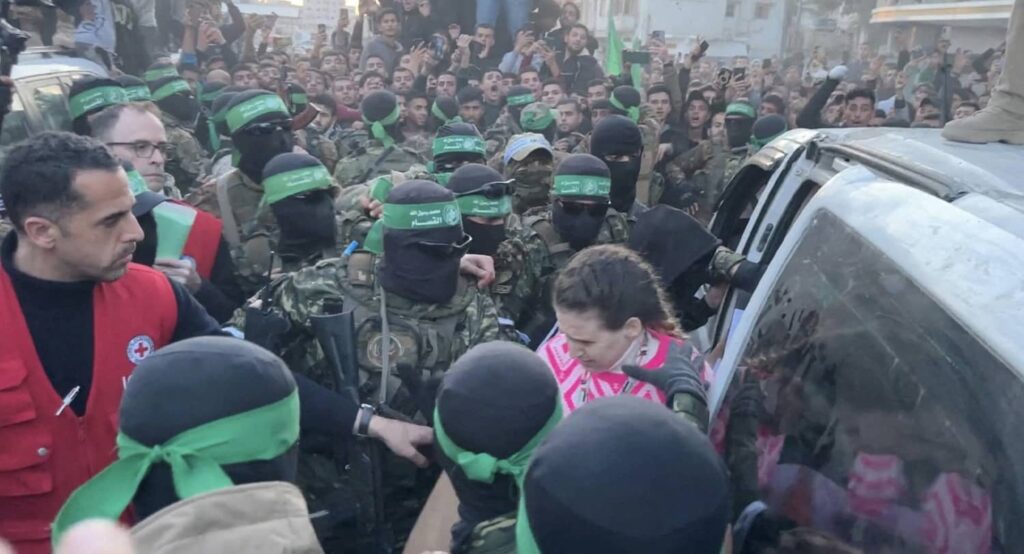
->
[[503, 133, 553, 165]]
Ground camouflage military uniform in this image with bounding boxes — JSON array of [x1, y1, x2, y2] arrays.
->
[[635, 104, 664, 206], [401, 131, 433, 160], [484, 112, 522, 160], [298, 127, 341, 174], [453, 513, 516, 554], [161, 114, 208, 194], [189, 168, 275, 296], [160, 173, 184, 200], [208, 149, 235, 181], [490, 225, 534, 338], [332, 138, 427, 189]]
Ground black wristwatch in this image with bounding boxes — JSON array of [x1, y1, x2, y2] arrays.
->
[[355, 403, 376, 437]]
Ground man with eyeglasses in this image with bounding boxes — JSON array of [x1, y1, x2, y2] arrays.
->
[[515, 153, 631, 347], [91, 102, 182, 199]]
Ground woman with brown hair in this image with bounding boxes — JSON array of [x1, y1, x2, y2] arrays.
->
[[537, 244, 711, 429]]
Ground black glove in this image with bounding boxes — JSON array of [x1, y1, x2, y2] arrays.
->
[[623, 340, 709, 432]]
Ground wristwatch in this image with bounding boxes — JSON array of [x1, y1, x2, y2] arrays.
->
[[355, 403, 376, 437]]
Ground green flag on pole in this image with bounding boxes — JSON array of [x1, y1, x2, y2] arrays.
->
[[606, 14, 624, 77]]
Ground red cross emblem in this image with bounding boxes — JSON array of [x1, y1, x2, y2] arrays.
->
[[126, 335, 156, 364]]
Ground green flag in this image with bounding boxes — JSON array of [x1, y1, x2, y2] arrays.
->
[[606, 14, 624, 77]]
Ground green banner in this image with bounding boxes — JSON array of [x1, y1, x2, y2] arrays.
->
[[369, 176, 394, 203], [382, 201, 461, 230], [152, 201, 197, 260], [553, 174, 611, 197], [263, 165, 332, 205], [151, 80, 192, 102], [457, 194, 511, 217], [226, 94, 289, 133], [432, 135, 485, 157], [69, 86, 128, 119], [124, 85, 152, 102]]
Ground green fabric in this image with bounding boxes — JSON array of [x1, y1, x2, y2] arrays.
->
[[605, 14, 624, 77], [151, 79, 192, 102], [521, 107, 554, 131], [207, 119, 221, 152], [382, 200, 461, 230], [226, 94, 290, 133], [124, 85, 152, 102], [363, 104, 401, 148], [457, 194, 511, 217], [515, 490, 543, 554], [506, 93, 536, 107], [433, 172, 452, 187], [200, 89, 223, 104], [153, 202, 197, 260], [553, 174, 611, 197], [369, 175, 394, 203], [431, 102, 460, 123], [609, 95, 639, 123], [432, 135, 485, 157], [144, 66, 180, 82], [52, 389, 300, 546], [726, 102, 756, 118], [263, 165, 332, 205], [126, 169, 148, 196], [290, 93, 309, 106], [363, 219, 384, 254], [69, 86, 128, 119]]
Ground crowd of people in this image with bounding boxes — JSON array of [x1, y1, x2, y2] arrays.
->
[[0, 0, 1021, 552]]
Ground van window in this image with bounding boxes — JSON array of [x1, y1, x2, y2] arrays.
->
[[31, 81, 72, 132], [0, 93, 28, 145], [712, 165, 773, 251], [719, 210, 1022, 553]]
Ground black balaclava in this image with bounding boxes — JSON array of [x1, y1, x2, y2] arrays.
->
[[210, 90, 240, 138], [379, 180, 467, 305], [725, 102, 756, 150], [125, 337, 299, 521], [430, 95, 461, 131], [628, 205, 721, 330], [361, 90, 404, 146], [134, 212, 158, 267], [589, 115, 643, 213], [505, 84, 536, 126], [149, 76, 200, 126], [226, 90, 295, 182], [749, 114, 788, 151], [198, 80, 228, 111], [195, 81, 228, 153], [551, 153, 612, 251], [436, 342, 560, 545], [264, 153, 337, 267], [433, 121, 487, 174], [522, 396, 731, 554], [609, 85, 641, 123], [446, 164, 510, 257], [68, 76, 128, 135]]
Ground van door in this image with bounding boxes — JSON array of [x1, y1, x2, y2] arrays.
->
[[710, 180, 1024, 553]]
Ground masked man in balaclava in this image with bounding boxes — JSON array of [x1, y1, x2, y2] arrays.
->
[[69, 76, 128, 136], [52, 337, 321, 552], [589, 114, 647, 217], [608, 85, 662, 205], [515, 153, 631, 346], [262, 153, 339, 272], [501, 133, 557, 215], [191, 89, 295, 296], [148, 75, 208, 194], [484, 84, 536, 158], [195, 80, 229, 156], [231, 180, 502, 545], [431, 121, 489, 185], [723, 101, 756, 185], [334, 90, 426, 188], [205, 87, 248, 180]]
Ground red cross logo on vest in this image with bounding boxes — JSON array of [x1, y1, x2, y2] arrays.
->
[[126, 335, 156, 364]]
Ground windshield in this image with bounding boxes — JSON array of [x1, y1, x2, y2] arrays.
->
[[718, 210, 1024, 553]]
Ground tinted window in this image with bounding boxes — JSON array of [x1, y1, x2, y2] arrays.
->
[[31, 81, 71, 132], [718, 210, 1023, 553]]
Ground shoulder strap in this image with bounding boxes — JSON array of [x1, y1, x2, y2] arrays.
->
[[529, 217, 572, 255], [216, 174, 241, 247]]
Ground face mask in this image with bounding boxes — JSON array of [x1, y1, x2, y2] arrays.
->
[[132, 212, 158, 267], [605, 157, 641, 213], [270, 191, 337, 261], [159, 94, 200, 125], [380, 227, 466, 304], [511, 161, 553, 213], [235, 128, 294, 182], [552, 199, 607, 251], [726, 118, 754, 149], [463, 218, 506, 256]]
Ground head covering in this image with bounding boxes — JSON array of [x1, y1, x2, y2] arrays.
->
[[589, 115, 642, 214], [285, 82, 309, 116], [725, 101, 756, 149], [265, 153, 337, 265], [53, 337, 301, 545], [517, 396, 731, 554], [198, 80, 228, 109], [361, 90, 402, 147], [503, 133, 553, 166], [117, 74, 152, 102], [447, 164, 512, 256], [505, 85, 536, 109], [380, 180, 467, 304], [749, 114, 788, 150], [149, 75, 198, 124], [436, 342, 561, 519], [224, 90, 291, 135], [262, 152, 332, 205], [432, 122, 487, 177], [504, 134, 555, 214], [609, 86, 641, 122], [143, 62, 180, 84], [551, 153, 611, 251], [210, 91, 240, 137], [520, 102, 556, 133], [68, 76, 127, 126], [431, 95, 461, 128], [226, 90, 294, 181]]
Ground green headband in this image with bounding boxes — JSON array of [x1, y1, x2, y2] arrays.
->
[[363, 104, 401, 148], [126, 169, 148, 196], [433, 135, 485, 157], [207, 119, 221, 151], [609, 95, 640, 122], [553, 174, 611, 197], [521, 107, 555, 131], [431, 102, 459, 123], [152, 79, 192, 102], [506, 93, 535, 107], [263, 165, 332, 205], [363, 220, 384, 254], [290, 93, 309, 106], [382, 200, 461, 230], [124, 85, 152, 102], [433, 172, 452, 187], [726, 103, 756, 118], [749, 131, 784, 151], [200, 89, 223, 104], [69, 86, 128, 119], [456, 194, 511, 218], [369, 175, 394, 203], [144, 67, 180, 82], [52, 388, 300, 546], [434, 400, 561, 485], [226, 94, 290, 133]]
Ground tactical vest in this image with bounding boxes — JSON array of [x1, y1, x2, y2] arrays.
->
[[214, 169, 277, 295]]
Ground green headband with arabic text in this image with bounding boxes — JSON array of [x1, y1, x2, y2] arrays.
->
[[263, 164, 333, 205], [69, 86, 128, 119], [553, 174, 611, 197], [382, 200, 461, 230], [226, 94, 290, 133], [433, 135, 486, 157], [152, 79, 193, 102], [363, 104, 401, 148]]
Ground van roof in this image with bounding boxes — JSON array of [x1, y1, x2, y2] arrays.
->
[[12, 48, 109, 80]]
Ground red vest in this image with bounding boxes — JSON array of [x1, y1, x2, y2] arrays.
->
[[173, 200, 223, 280], [0, 264, 178, 554]]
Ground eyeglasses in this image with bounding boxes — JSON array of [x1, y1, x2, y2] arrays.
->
[[106, 141, 173, 159], [418, 234, 473, 257], [454, 180, 514, 200], [557, 198, 609, 217]]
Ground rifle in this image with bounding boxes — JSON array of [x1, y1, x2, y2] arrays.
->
[[310, 299, 393, 554], [243, 252, 291, 351]]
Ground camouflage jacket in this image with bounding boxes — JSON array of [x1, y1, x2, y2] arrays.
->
[[297, 127, 340, 174], [332, 139, 427, 189], [490, 225, 534, 336], [636, 104, 663, 206], [453, 513, 516, 554], [402, 131, 433, 160], [483, 112, 522, 160], [162, 114, 209, 194], [189, 168, 275, 296]]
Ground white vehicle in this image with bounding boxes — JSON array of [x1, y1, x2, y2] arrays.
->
[[707, 128, 1024, 552]]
